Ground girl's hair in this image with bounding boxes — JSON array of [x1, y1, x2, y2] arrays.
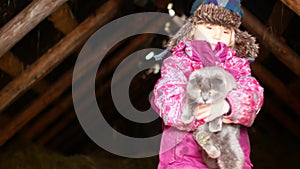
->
[[166, 19, 236, 51], [228, 28, 236, 48], [166, 20, 194, 51]]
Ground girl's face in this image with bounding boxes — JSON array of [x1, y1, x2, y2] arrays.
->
[[193, 23, 233, 50]]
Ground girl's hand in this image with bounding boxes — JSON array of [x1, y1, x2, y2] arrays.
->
[[193, 104, 212, 121], [193, 100, 230, 122], [222, 118, 233, 124]]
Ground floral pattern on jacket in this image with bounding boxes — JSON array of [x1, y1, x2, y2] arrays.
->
[[152, 40, 264, 131]]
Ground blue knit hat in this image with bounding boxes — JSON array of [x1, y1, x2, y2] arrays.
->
[[190, 0, 243, 17]]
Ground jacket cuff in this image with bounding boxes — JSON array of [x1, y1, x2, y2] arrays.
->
[[223, 92, 240, 122]]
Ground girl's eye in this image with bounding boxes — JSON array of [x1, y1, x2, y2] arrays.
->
[[222, 28, 231, 34], [223, 30, 230, 34], [205, 25, 213, 30]]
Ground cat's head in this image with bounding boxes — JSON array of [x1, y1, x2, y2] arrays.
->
[[187, 68, 230, 104]]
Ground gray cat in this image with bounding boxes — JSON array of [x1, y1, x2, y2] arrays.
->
[[181, 66, 244, 169]]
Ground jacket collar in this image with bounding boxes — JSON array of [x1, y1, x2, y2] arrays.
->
[[173, 40, 235, 65]]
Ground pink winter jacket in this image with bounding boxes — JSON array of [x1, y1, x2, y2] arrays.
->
[[151, 40, 264, 168]]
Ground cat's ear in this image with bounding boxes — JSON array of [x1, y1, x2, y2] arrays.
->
[[189, 71, 203, 82], [212, 73, 224, 84], [189, 77, 198, 85]]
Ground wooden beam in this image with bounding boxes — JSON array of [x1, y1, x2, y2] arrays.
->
[[0, 116, 9, 128], [0, 52, 50, 93], [0, 68, 72, 146], [281, 0, 300, 16], [242, 7, 300, 77], [21, 95, 73, 140], [0, 52, 24, 76], [74, 35, 152, 121], [0, 0, 124, 113], [37, 111, 76, 145], [48, 3, 78, 35], [0, 0, 124, 146], [98, 35, 152, 83], [257, 1, 294, 62], [20, 4, 80, 141], [75, 14, 170, 120], [0, 0, 68, 58], [72, 12, 172, 102], [268, 1, 294, 36], [288, 79, 300, 98], [38, 16, 170, 150]]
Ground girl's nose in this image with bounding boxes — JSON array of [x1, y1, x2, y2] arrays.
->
[[213, 29, 222, 40]]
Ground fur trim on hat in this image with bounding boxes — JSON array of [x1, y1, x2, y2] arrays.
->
[[234, 29, 259, 58], [191, 3, 241, 28], [166, 21, 194, 51]]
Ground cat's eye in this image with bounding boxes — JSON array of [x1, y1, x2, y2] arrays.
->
[[209, 89, 216, 95], [197, 89, 202, 93]]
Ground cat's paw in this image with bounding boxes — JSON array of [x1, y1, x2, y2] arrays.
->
[[181, 114, 194, 124], [206, 146, 221, 158], [181, 109, 195, 124], [208, 118, 222, 132], [202, 151, 219, 169], [194, 134, 221, 158]]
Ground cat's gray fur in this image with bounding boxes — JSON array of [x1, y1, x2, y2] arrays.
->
[[181, 66, 244, 169]]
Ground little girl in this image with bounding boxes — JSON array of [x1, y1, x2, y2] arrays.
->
[[151, 0, 264, 168]]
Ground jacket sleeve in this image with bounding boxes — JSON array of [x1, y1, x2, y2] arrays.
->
[[224, 58, 264, 127], [151, 56, 202, 131]]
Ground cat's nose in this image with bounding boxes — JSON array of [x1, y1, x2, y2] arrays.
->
[[203, 98, 208, 103]]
